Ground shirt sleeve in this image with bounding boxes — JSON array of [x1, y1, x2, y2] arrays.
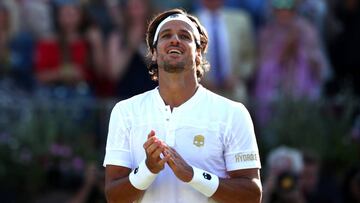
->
[[103, 102, 132, 168], [224, 103, 261, 171]]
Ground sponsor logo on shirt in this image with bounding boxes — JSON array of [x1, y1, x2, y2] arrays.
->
[[235, 153, 258, 163], [193, 135, 205, 147]]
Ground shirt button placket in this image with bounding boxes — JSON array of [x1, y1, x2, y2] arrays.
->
[[165, 108, 175, 147]]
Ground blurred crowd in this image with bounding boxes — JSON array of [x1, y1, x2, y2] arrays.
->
[[0, 0, 359, 202], [262, 146, 360, 203], [1, 0, 359, 118]]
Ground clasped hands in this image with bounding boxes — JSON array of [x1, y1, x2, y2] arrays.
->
[[143, 130, 193, 182]]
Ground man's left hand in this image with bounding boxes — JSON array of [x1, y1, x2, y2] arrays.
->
[[163, 147, 194, 182]]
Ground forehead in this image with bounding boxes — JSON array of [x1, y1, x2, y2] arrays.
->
[[159, 20, 195, 34]]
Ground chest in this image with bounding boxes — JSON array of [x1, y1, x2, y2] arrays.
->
[[127, 113, 226, 166]]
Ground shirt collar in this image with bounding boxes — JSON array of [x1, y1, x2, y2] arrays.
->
[[152, 85, 206, 112]]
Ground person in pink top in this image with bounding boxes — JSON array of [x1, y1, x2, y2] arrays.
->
[[253, 0, 329, 125]]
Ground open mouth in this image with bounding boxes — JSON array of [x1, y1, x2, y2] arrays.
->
[[167, 49, 182, 54]]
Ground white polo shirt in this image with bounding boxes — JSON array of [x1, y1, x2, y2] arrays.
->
[[103, 85, 261, 203]]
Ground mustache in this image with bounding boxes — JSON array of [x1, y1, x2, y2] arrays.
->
[[167, 45, 182, 50]]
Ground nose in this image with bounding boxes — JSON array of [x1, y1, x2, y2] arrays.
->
[[170, 34, 180, 45]]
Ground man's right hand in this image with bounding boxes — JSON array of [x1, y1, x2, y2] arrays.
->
[[143, 130, 170, 174]]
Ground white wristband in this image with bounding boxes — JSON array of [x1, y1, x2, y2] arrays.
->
[[129, 159, 157, 190], [188, 166, 220, 197]]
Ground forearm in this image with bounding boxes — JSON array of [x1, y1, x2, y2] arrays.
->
[[105, 177, 145, 203], [212, 177, 262, 203]]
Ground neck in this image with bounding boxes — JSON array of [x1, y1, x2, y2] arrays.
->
[[158, 71, 199, 110]]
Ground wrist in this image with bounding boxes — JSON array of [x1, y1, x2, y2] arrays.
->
[[182, 165, 194, 183], [187, 166, 219, 197], [129, 159, 158, 190], [145, 159, 161, 174]]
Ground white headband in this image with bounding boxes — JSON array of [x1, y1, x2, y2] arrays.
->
[[153, 14, 201, 46]]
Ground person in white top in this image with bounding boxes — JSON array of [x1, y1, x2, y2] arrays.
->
[[103, 8, 262, 203]]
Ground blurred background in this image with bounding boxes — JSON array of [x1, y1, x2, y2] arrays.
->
[[0, 0, 359, 202]]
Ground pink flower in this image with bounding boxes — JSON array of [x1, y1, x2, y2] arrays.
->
[[72, 156, 85, 171]]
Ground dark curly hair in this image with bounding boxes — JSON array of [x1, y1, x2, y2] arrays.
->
[[145, 8, 210, 81]]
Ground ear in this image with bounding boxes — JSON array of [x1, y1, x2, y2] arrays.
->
[[152, 49, 157, 61], [195, 50, 202, 66]]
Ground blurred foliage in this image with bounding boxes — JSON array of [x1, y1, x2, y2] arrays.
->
[[258, 91, 359, 175], [0, 96, 114, 200]]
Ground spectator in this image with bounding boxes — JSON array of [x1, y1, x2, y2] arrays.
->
[[225, 0, 267, 30], [253, 0, 329, 125], [262, 146, 306, 203], [0, 3, 35, 90], [82, 1, 108, 98], [34, 1, 93, 99], [195, 0, 256, 103], [106, 0, 157, 100]]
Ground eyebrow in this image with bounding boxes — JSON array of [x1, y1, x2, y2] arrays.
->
[[159, 28, 193, 36], [159, 29, 171, 35]]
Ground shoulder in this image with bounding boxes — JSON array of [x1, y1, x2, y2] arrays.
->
[[204, 89, 249, 115], [112, 89, 156, 114]]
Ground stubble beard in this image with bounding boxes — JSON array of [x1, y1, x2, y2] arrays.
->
[[163, 61, 186, 73]]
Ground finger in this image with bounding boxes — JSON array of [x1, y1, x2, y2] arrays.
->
[[163, 149, 175, 165], [151, 145, 165, 159], [169, 147, 178, 154], [166, 155, 176, 169], [146, 140, 162, 155], [167, 147, 181, 159], [160, 140, 168, 146], [148, 130, 155, 139], [162, 148, 172, 157], [158, 153, 171, 166], [143, 136, 159, 149]]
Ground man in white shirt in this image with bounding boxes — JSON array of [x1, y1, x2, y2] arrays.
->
[[103, 8, 262, 203]]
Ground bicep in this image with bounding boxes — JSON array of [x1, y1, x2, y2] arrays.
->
[[228, 168, 260, 180], [228, 168, 262, 194]]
